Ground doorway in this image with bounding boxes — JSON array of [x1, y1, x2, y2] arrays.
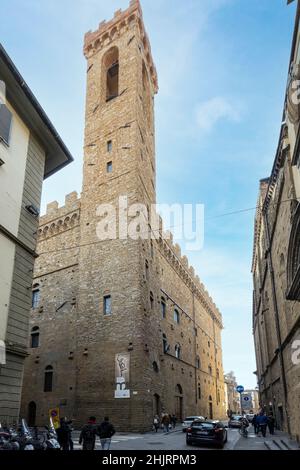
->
[[153, 393, 161, 417], [28, 401, 37, 427], [208, 396, 213, 419], [175, 384, 183, 421]]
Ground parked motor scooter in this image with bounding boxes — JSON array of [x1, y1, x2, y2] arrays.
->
[[17, 419, 35, 450], [44, 418, 60, 450], [0, 423, 20, 450]]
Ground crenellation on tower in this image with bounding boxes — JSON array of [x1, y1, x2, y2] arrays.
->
[[38, 192, 81, 241], [83, 0, 158, 93]]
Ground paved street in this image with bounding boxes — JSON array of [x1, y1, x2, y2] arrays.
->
[[71, 425, 299, 451]]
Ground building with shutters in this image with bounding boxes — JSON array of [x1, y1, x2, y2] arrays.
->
[[0, 44, 73, 424], [20, 0, 226, 432]]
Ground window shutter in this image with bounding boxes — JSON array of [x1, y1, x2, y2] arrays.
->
[[0, 104, 12, 145]]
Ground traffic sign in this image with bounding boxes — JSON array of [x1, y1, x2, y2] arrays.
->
[[243, 396, 250, 401], [236, 385, 244, 393]]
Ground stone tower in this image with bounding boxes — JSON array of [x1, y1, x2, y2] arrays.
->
[[20, 0, 226, 432], [75, 0, 162, 430]]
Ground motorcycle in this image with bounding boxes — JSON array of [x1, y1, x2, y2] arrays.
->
[[0, 423, 20, 450], [17, 419, 35, 450]]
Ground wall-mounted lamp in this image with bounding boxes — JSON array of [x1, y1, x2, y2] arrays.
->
[[25, 204, 40, 217]]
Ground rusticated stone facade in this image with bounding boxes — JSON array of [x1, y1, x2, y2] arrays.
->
[[20, 0, 226, 431], [252, 1, 300, 442]]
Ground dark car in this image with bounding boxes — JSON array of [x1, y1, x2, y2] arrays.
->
[[186, 420, 227, 449]]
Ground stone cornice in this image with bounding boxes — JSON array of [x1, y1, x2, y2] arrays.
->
[[37, 210, 80, 241]]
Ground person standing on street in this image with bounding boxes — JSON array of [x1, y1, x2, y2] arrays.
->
[[97, 416, 115, 450], [56, 417, 72, 450], [256, 412, 268, 437], [171, 414, 177, 429], [79, 417, 97, 450], [153, 415, 160, 433], [267, 413, 275, 435], [161, 414, 170, 433], [252, 414, 258, 434]]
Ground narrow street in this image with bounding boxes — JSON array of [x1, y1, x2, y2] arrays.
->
[[71, 426, 299, 451]]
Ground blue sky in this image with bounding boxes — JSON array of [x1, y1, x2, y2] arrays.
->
[[1, 0, 297, 388]]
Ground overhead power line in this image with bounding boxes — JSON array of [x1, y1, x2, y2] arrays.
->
[[36, 196, 300, 256]]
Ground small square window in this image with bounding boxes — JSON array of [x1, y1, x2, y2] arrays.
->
[[107, 161, 113, 173], [107, 140, 112, 152], [103, 295, 112, 315]]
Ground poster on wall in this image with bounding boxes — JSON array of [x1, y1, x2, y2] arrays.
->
[[115, 353, 130, 399]]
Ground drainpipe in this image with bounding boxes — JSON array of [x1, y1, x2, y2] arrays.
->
[[192, 290, 198, 407], [212, 320, 219, 417], [263, 209, 291, 435]]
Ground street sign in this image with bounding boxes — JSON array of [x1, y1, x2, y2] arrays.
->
[[236, 385, 244, 393], [49, 407, 60, 429], [243, 396, 250, 401]]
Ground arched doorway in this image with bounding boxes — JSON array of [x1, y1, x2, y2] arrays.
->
[[208, 395, 213, 420], [153, 393, 161, 416], [28, 401, 36, 427], [175, 384, 183, 421]]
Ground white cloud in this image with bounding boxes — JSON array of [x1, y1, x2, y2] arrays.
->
[[196, 96, 241, 132]]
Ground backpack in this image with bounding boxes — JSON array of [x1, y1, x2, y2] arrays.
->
[[83, 425, 95, 441]]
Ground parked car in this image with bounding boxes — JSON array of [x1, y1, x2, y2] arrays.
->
[[182, 416, 205, 432], [228, 415, 243, 428], [246, 413, 255, 423], [186, 420, 227, 449]]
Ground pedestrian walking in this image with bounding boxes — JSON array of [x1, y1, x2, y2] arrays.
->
[[171, 414, 177, 429], [267, 413, 275, 435], [153, 415, 160, 433], [66, 419, 74, 450], [252, 414, 259, 434], [56, 417, 72, 450], [256, 412, 268, 437], [161, 413, 170, 433], [79, 417, 97, 450], [97, 416, 115, 450]]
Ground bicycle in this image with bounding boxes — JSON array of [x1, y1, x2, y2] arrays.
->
[[239, 423, 249, 438]]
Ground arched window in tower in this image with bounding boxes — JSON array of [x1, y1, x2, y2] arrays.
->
[[150, 291, 154, 310], [30, 326, 40, 349], [175, 343, 181, 359], [44, 365, 53, 392], [32, 284, 40, 309], [145, 259, 149, 281], [162, 334, 169, 354], [198, 383, 201, 399], [174, 308, 180, 324], [208, 364, 212, 375], [161, 297, 166, 319], [196, 356, 200, 369], [103, 46, 119, 102]]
